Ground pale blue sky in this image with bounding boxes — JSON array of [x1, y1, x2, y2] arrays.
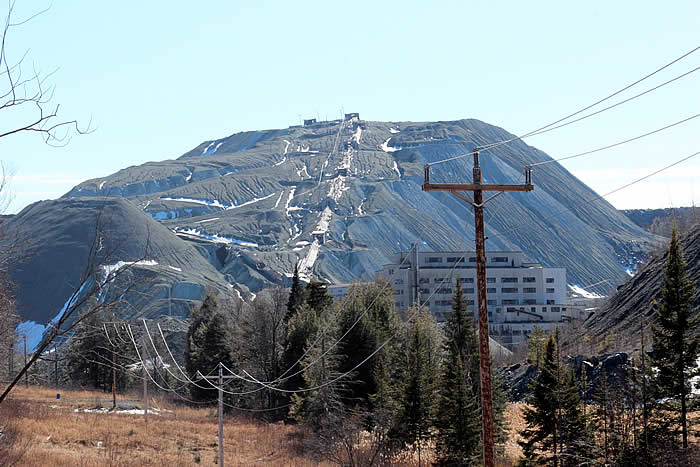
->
[[2, 0, 698, 213]]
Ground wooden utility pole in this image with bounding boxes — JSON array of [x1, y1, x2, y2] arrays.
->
[[423, 148, 533, 467], [23, 336, 28, 388], [112, 346, 117, 409], [197, 363, 237, 467]]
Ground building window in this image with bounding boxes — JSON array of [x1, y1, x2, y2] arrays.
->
[[542, 307, 547, 312], [502, 288, 518, 293], [396, 289, 404, 295], [562, 307, 567, 312], [546, 288, 555, 293], [524, 299, 536, 305], [436, 300, 451, 306], [487, 277, 496, 283], [551, 306, 561, 312], [487, 300, 497, 305], [487, 287, 496, 294], [423, 301, 430, 306], [420, 288, 430, 295], [530, 307, 537, 312], [546, 278, 555, 283], [427, 257, 442, 263], [546, 300, 555, 305], [469, 257, 476, 262], [436, 287, 452, 294], [394, 279, 404, 285], [513, 330, 522, 335], [459, 277, 474, 283], [447, 257, 465, 263], [388, 268, 395, 275], [502, 299, 518, 305], [523, 277, 536, 283], [501, 277, 518, 283], [465, 287, 475, 294], [434, 278, 446, 283], [523, 287, 536, 293], [419, 278, 429, 284], [466, 299, 474, 305], [492, 256, 509, 263]]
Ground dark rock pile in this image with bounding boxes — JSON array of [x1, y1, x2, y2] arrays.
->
[[499, 352, 632, 402]]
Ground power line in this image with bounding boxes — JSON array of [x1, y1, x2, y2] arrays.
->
[[427, 46, 699, 167], [527, 113, 700, 168]]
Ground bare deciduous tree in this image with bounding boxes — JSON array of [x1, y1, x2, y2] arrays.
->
[[0, 1, 89, 145]]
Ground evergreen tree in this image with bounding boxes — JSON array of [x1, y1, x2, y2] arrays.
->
[[282, 279, 333, 395], [285, 262, 305, 322], [185, 292, 238, 405], [650, 225, 699, 449], [288, 303, 346, 431], [393, 307, 440, 463], [527, 325, 547, 367], [519, 331, 586, 466], [336, 281, 400, 409], [434, 280, 482, 465]]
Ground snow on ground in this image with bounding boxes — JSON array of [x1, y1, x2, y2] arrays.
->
[[692, 357, 700, 395], [98, 181, 106, 190], [352, 126, 362, 143], [226, 192, 275, 210], [295, 241, 311, 246], [357, 200, 365, 216], [161, 197, 227, 209], [297, 145, 311, 152], [73, 407, 168, 416], [200, 141, 223, 156], [315, 206, 333, 233], [195, 217, 220, 224], [103, 260, 159, 279], [298, 240, 320, 280], [274, 157, 286, 167], [185, 171, 192, 182], [568, 284, 604, 299], [285, 187, 297, 217], [283, 139, 291, 154], [296, 164, 310, 179], [274, 192, 284, 209], [380, 138, 401, 152], [328, 175, 348, 202], [392, 161, 401, 179], [168, 265, 182, 272], [390, 128, 400, 134], [175, 228, 258, 247]]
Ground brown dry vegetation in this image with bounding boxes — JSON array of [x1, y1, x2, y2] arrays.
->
[[0, 385, 526, 466]]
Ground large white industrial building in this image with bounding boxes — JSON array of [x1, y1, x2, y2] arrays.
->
[[376, 249, 570, 349]]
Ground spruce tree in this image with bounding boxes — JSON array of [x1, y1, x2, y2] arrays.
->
[[650, 225, 699, 449], [337, 281, 400, 408], [434, 280, 482, 464], [281, 279, 333, 396], [393, 307, 440, 463], [185, 292, 238, 405], [288, 303, 345, 431], [520, 331, 586, 466]]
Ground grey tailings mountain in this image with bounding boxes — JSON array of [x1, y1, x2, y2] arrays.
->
[[9, 117, 659, 326]]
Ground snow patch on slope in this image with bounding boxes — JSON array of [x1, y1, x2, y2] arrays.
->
[[175, 228, 258, 247], [380, 138, 401, 152], [568, 284, 604, 299]]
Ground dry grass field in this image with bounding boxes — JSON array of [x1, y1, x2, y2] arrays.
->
[[0, 385, 525, 466]]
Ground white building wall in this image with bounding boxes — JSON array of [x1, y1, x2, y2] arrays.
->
[[376, 250, 569, 349]]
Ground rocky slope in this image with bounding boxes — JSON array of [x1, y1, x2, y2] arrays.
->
[[10, 117, 660, 326], [583, 223, 699, 341]]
